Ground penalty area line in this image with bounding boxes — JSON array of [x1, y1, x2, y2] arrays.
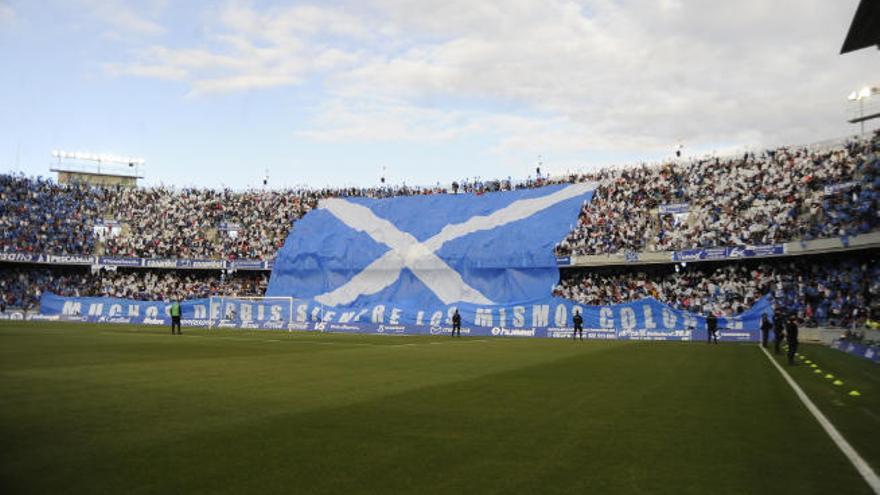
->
[[759, 345, 880, 494]]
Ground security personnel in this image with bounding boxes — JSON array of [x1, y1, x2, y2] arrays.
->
[[170, 299, 182, 335], [572, 310, 584, 340], [706, 312, 718, 344], [785, 315, 799, 365], [760, 313, 772, 348], [773, 308, 786, 355], [451, 309, 461, 337]]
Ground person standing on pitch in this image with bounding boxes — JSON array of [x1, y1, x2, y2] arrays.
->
[[760, 313, 772, 348], [572, 310, 584, 340], [170, 299, 182, 335], [706, 312, 718, 344], [773, 308, 785, 355], [451, 309, 461, 337], [785, 315, 799, 365]]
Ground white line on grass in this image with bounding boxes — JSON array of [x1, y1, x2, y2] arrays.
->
[[760, 345, 880, 494]]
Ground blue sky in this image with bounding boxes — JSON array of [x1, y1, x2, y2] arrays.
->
[[0, 0, 876, 189]]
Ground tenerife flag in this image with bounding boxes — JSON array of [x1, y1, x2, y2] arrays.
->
[[267, 183, 595, 309]]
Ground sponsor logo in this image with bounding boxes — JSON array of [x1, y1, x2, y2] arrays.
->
[[727, 247, 747, 258], [191, 260, 225, 269], [703, 247, 727, 260], [100, 317, 132, 324], [491, 327, 535, 337], [618, 329, 692, 340], [430, 326, 471, 335], [377, 324, 406, 334], [239, 321, 259, 329], [0, 252, 35, 262], [673, 250, 703, 262], [328, 324, 359, 331], [546, 327, 573, 338], [144, 259, 179, 268], [750, 245, 783, 256], [217, 321, 239, 328], [99, 257, 142, 267], [0, 310, 25, 320], [143, 318, 165, 325], [313, 322, 327, 331], [181, 319, 210, 327], [261, 321, 285, 330], [233, 260, 264, 269], [718, 331, 751, 338], [47, 255, 94, 264], [287, 322, 309, 331]]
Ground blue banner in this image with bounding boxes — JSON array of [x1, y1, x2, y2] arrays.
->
[[39, 291, 770, 342], [672, 244, 784, 262], [175, 259, 225, 269], [0, 252, 274, 271], [98, 256, 142, 267], [0, 252, 42, 263], [231, 259, 266, 270], [830, 340, 880, 363], [143, 258, 180, 269]]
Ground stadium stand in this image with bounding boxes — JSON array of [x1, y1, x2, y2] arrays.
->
[[555, 131, 880, 256], [0, 266, 267, 309], [554, 252, 878, 328], [1, 131, 878, 329]]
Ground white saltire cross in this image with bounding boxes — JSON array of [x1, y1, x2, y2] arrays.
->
[[314, 182, 595, 306]]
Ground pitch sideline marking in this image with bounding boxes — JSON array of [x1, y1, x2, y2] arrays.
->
[[760, 346, 880, 494]]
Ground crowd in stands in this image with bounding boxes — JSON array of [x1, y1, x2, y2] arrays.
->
[[1, 132, 877, 261], [0, 175, 102, 255], [0, 267, 267, 309], [0, 173, 565, 261], [556, 132, 880, 256], [554, 253, 878, 328]]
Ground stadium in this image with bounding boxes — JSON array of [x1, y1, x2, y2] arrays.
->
[[1, 1, 879, 494]]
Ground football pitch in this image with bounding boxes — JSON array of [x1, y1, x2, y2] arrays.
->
[[1, 322, 878, 494]]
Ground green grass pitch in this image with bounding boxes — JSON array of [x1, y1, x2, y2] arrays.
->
[[1, 321, 878, 494]]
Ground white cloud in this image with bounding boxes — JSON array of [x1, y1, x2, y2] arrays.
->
[[105, 0, 875, 157], [106, 2, 368, 95], [82, 0, 165, 36]]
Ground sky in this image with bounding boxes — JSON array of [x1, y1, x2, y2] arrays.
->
[[0, 0, 876, 189]]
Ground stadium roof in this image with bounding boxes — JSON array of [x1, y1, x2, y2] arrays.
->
[[841, 0, 880, 54]]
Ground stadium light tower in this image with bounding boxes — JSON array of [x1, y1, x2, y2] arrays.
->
[[847, 85, 879, 135], [51, 150, 145, 187]]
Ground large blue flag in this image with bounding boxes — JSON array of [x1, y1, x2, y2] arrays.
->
[[267, 183, 594, 308]]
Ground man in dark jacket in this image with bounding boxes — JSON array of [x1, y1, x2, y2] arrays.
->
[[706, 313, 718, 344], [572, 310, 584, 341], [786, 315, 799, 365], [451, 309, 461, 337], [773, 308, 786, 355]]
